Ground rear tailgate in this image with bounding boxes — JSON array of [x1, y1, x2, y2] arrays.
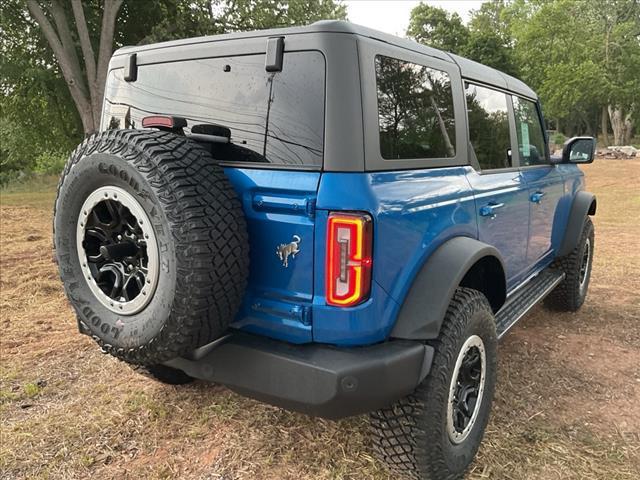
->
[[227, 169, 319, 343]]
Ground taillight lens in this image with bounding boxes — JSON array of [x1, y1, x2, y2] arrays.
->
[[326, 212, 372, 307]]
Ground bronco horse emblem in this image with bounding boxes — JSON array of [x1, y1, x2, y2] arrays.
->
[[276, 235, 301, 268]]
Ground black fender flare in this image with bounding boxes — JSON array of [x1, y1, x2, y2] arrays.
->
[[557, 191, 596, 257], [390, 237, 507, 340]]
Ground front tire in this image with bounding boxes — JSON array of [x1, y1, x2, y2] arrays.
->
[[545, 217, 594, 312], [370, 288, 497, 480]]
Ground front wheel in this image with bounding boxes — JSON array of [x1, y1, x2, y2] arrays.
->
[[370, 288, 497, 480], [545, 217, 594, 312]]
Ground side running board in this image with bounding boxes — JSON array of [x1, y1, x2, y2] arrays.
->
[[496, 268, 565, 339]]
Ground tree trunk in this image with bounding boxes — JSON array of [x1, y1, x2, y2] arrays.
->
[[26, 0, 123, 136], [601, 106, 609, 146], [608, 106, 625, 146], [429, 96, 455, 157], [623, 111, 633, 145]]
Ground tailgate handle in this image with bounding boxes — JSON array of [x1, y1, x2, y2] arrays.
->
[[252, 194, 314, 216]]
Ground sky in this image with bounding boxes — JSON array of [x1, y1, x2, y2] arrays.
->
[[344, 1, 484, 37]]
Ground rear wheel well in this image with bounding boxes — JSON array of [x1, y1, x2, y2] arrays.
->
[[459, 256, 506, 313], [589, 198, 597, 215]]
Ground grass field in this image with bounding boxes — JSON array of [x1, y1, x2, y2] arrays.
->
[[1, 159, 639, 479]]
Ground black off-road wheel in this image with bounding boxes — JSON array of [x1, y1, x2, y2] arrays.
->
[[370, 288, 497, 480], [54, 129, 249, 365], [133, 364, 194, 385], [545, 217, 594, 312]]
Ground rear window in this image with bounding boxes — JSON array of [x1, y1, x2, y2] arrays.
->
[[375, 55, 456, 160], [103, 51, 325, 167]]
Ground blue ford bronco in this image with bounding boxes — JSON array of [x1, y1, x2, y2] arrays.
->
[[54, 21, 597, 479]]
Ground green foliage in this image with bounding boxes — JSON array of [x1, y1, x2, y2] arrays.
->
[[408, 0, 639, 141], [34, 151, 67, 175], [0, 0, 347, 182], [464, 30, 518, 76], [408, 1, 518, 75], [215, 0, 347, 32], [551, 132, 566, 145], [407, 3, 469, 53]]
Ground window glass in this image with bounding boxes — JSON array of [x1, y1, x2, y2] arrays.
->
[[512, 96, 548, 166], [375, 55, 456, 160], [465, 84, 512, 170], [102, 52, 325, 167]]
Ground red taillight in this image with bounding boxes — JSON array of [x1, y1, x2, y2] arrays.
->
[[326, 212, 372, 307], [141, 115, 187, 129]]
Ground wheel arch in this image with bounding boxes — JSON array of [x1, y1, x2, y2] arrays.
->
[[558, 191, 596, 257], [390, 237, 506, 340]]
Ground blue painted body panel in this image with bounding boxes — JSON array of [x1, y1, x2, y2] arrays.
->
[[520, 166, 565, 267], [313, 167, 477, 345], [223, 162, 585, 346], [464, 169, 531, 289], [224, 168, 319, 343]]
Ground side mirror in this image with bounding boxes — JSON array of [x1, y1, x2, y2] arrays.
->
[[562, 136, 596, 164]]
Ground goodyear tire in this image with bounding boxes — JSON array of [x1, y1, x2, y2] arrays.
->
[[54, 129, 249, 365], [370, 288, 497, 480], [545, 217, 594, 312]]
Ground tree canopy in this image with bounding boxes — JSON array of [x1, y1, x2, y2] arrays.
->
[[1, 0, 638, 183], [0, 0, 346, 182], [407, 0, 640, 145]]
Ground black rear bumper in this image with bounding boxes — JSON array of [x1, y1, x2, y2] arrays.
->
[[164, 332, 433, 419]]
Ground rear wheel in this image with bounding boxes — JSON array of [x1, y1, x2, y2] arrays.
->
[[545, 217, 594, 311], [54, 129, 250, 365], [370, 288, 497, 480]]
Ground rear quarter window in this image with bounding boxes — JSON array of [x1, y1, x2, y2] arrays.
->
[[375, 55, 456, 160], [102, 51, 325, 168]]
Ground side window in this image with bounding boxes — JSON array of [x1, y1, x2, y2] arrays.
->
[[102, 52, 325, 167], [375, 55, 456, 160], [465, 84, 512, 170], [512, 96, 548, 166]]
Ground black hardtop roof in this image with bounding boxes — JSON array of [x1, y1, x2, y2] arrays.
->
[[114, 20, 537, 100]]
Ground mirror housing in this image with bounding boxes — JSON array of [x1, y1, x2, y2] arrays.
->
[[562, 136, 596, 164]]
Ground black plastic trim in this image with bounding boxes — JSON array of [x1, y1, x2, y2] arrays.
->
[[391, 237, 506, 340], [164, 332, 433, 419], [265, 36, 285, 71], [124, 53, 137, 82], [558, 191, 596, 257]]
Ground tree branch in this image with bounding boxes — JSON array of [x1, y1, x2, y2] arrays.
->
[[49, 0, 87, 97], [95, 0, 124, 123], [26, 0, 94, 133], [71, 0, 97, 86]]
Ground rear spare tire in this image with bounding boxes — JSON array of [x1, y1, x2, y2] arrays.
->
[[54, 129, 249, 365]]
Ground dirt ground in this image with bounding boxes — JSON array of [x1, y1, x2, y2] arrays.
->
[[1, 159, 639, 480]]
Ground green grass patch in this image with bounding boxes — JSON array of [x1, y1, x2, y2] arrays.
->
[[22, 382, 41, 398], [0, 174, 58, 210]]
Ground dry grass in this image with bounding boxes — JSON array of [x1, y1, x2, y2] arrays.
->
[[1, 159, 639, 479]]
